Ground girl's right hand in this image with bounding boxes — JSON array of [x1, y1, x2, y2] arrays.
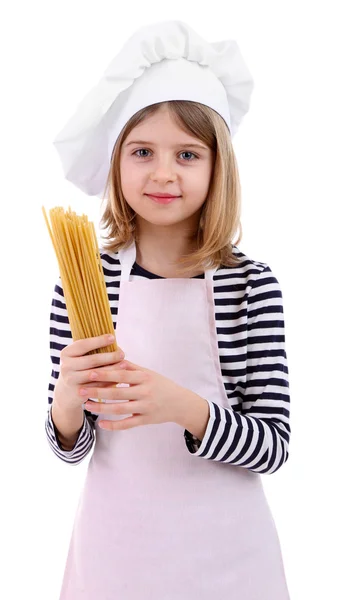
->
[[54, 334, 126, 411]]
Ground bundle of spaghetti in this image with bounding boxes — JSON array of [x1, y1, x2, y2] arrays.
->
[[42, 206, 118, 362]]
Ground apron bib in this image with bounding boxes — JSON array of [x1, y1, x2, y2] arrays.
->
[[60, 241, 290, 599]]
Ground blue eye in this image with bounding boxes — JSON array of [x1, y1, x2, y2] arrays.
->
[[179, 151, 197, 161], [134, 149, 151, 158], [133, 149, 198, 161]]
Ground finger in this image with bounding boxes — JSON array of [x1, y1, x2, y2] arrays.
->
[[64, 333, 117, 357], [79, 380, 114, 389], [85, 400, 143, 415], [74, 360, 128, 388], [71, 349, 126, 373], [98, 415, 146, 431], [79, 382, 139, 400], [86, 368, 141, 384], [88, 361, 128, 376]]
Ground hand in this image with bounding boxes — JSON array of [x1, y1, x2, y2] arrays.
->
[[54, 333, 126, 411], [80, 360, 189, 431]]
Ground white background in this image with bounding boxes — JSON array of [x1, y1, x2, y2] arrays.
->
[[1, 1, 337, 598]]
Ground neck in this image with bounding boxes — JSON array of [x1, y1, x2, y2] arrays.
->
[[134, 215, 200, 271], [137, 237, 197, 268]]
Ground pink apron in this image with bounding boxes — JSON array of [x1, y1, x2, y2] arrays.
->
[[60, 241, 290, 599]]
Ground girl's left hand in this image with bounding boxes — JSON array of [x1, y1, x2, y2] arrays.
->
[[80, 360, 187, 430]]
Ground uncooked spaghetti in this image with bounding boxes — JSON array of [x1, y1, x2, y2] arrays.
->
[[42, 206, 118, 401]]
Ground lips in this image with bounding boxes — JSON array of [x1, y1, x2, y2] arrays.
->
[[146, 193, 180, 198], [146, 193, 180, 205]]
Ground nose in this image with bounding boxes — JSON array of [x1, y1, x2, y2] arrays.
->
[[149, 155, 177, 183]]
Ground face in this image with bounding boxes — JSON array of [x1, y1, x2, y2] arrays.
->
[[119, 105, 214, 237]]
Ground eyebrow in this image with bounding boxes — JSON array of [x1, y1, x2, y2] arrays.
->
[[124, 139, 208, 150]]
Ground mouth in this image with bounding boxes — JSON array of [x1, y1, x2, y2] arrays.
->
[[145, 194, 181, 205]]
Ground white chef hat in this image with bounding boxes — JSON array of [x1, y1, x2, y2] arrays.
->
[[53, 20, 254, 199]]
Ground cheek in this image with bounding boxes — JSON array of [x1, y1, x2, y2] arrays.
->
[[187, 166, 211, 196], [120, 161, 144, 194], [120, 165, 137, 197], [199, 163, 213, 196]]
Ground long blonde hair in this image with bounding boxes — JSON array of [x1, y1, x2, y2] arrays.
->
[[100, 100, 243, 273]]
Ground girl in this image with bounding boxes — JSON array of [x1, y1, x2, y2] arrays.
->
[[46, 20, 291, 599]]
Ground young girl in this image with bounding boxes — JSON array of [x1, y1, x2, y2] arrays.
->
[[46, 20, 291, 599]]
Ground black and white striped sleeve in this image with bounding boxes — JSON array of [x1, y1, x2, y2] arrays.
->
[[45, 277, 96, 465], [185, 265, 291, 475]]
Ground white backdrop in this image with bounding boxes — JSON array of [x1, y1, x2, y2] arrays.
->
[[1, 1, 337, 598]]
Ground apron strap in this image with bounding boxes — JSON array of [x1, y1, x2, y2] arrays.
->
[[204, 266, 218, 280], [119, 242, 137, 282]]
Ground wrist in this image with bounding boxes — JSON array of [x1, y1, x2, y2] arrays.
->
[[51, 394, 85, 451], [54, 381, 83, 414], [175, 389, 210, 442], [53, 394, 82, 416]]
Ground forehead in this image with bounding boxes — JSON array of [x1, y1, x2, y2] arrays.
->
[[126, 107, 190, 137], [123, 110, 206, 148]]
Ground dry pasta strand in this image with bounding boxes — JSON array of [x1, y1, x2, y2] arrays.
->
[[42, 206, 118, 361]]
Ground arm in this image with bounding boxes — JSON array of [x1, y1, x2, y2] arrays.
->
[[178, 265, 291, 475], [50, 398, 85, 451], [45, 277, 96, 465]]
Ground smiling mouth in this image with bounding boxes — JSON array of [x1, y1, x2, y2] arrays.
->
[[145, 194, 181, 204], [146, 193, 181, 198]]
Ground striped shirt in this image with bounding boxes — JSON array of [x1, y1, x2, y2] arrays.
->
[[45, 244, 291, 474]]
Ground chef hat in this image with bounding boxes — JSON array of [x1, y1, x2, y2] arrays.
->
[[53, 20, 254, 199]]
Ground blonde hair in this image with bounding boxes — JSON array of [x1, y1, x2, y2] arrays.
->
[[100, 100, 243, 273]]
